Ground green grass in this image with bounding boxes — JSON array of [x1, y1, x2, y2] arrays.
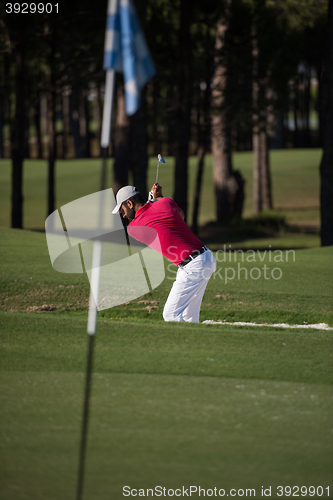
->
[[1, 313, 333, 384], [0, 150, 322, 247], [2, 369, 332, 500], [1, 214, 332, 498]]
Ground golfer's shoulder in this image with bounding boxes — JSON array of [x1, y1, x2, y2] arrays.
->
[[159, 197, 178, 208]]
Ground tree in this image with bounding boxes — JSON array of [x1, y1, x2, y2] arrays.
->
[[1, 5, 36, 221], [320, 0, 333, 246], [191, 21, 214, 234], [251, 4, 273, 214], [211, 0, 245, 223], [173, 0, 192, 220], [9, 17, 27, 229], [113, 0, 149, 199], [113, 80, 131, 193], [46, 14, 57, 217], [113, 82, 149, 199], [249, 0, 327, 213]]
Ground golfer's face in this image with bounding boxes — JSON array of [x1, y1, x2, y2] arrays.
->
[[120, 201, 135, 222]]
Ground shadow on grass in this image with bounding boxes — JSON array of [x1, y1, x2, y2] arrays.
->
[[198, 212, 319, 250]]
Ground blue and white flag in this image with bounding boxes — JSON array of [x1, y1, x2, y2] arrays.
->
[[103, 0, 155, 116]]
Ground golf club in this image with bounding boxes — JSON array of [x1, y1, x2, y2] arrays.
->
[[148, 154, 166, 201]]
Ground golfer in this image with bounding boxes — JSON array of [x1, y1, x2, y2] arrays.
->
[[112, 183, 216, 323]]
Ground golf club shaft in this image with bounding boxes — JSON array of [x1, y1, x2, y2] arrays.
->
[[155, 159, 160, 184]]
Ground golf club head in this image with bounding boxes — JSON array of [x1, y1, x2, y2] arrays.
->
[[156, 154, 166, 184]]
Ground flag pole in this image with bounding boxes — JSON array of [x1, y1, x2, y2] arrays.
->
[[76, 61, 116, 500], [76, 4, 117, 498]]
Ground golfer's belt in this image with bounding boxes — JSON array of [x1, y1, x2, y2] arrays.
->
[[178, 246, 208, 268]]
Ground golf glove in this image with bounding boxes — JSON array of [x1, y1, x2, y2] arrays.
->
[[148, 190, 158, 202]]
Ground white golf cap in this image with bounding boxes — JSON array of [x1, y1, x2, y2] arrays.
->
[[112, 186, 139, 214]]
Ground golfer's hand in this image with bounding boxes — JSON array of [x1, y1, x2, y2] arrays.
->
[[151, 183, 163, 199]]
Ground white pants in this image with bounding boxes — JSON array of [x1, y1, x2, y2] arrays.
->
[[163, 249, 216, 323]]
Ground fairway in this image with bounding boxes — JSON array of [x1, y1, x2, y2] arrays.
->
[[0, 150, 322, 247], [0, 227, 332, 499]]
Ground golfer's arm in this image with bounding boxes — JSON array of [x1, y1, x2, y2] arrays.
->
[[152, 186, 163, 201]]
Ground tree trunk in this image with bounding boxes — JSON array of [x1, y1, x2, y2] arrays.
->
[[78, 88, 86, 157], [47, 87, 56, 216], [252, 131, 261, 214], [78, 88, 90, 158], [304, 63, 311, 147], [252, 23, 272, 214], [320, 0, 333, 246], [1, 57, 9, 158], [113, 82, 130, 193], [123, 0, 149, 197], [62, 87, 70, 159], [152, 80, 160, 155], [0, 102, 4, 159], [47, 18, 57, 217], [173, 0, 192, 220], [317, 62, 324, 148], [167, 88, 175, 156], [114, 0, 149, 199], [293, 78, 299, 147], [192, 146, 205, 235], [94, 84, 102, 155], [113, 94, 148, 200], [84, 92, 91, 158], [131, 93, 148, 199], [11, 29, 26, 229], [34, 96, 43, 159], [24, 101, 30, 159], [40, 94, 48, 158], [252, 28, 261, 215], [192, 36, 211, 235], [253, 121, 272, 213], [260, 129, 272, 209], [69, 87, 82, 158], [211, 4, 245, 223]]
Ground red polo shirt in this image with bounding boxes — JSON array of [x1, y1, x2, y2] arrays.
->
[[127, 198, 204, 265]]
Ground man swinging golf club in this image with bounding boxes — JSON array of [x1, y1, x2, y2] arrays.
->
[[112, 180, 216, 323]]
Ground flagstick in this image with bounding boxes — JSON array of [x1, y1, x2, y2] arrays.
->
[[76, 68, 115, 500], [76, 334, 94, 500]]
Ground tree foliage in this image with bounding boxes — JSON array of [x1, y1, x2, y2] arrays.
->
[[0, 0, 328, 229]]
